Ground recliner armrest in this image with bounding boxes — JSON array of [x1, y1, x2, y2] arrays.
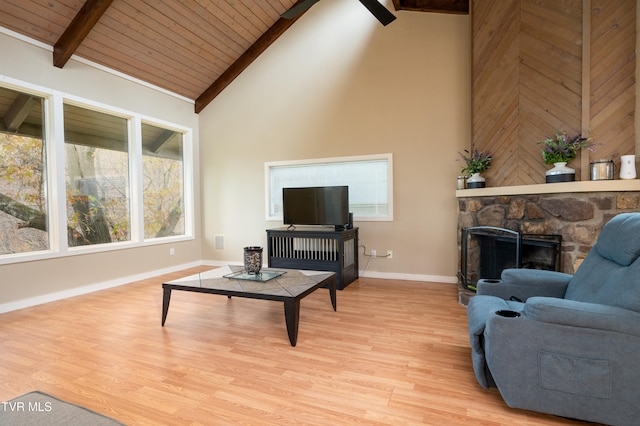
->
[[524, 296, 640, 337], [477, 268, 571, 301]]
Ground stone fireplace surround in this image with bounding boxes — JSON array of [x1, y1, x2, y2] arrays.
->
[[457, 180, 640, 304]]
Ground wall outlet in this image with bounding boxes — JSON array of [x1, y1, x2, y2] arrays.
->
[[215, 234, 224, 250], [371, 249, 377, 257], [387, 250, 393, 259], [169, 247, 175, 256]]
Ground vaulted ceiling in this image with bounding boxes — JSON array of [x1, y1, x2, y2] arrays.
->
[[0, 0, 468, 113]]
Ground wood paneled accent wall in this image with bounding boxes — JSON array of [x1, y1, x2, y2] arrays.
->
[[472, 0, 636, 186]]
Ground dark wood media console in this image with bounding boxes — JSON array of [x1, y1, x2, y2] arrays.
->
[[266, 227, 359, 290]]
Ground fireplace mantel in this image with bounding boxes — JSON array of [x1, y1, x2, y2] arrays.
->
[[456, 180, 640, 198]]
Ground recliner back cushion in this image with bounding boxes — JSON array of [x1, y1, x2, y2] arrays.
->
[[596, 213, 640, 266], [565, 213, 640, 312]]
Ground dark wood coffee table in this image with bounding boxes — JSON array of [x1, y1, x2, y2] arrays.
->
[[161, 266, 336, 346]]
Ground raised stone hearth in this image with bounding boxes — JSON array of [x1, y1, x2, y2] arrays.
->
[[457, 183, 640, 305]]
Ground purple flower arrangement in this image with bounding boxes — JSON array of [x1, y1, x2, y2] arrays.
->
[[537, 131, 594, 165], [458, 149, 493, 175]]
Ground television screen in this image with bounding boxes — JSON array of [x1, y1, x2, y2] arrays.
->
[[283, 186, 349, 227]]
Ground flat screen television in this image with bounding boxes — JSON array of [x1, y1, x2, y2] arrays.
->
[[282, 186, 349, 228]]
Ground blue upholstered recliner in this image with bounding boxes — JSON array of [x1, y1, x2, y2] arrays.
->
[[467, 212, 640, 426]]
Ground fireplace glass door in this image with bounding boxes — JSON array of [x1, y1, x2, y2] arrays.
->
[[460, 226, 562, 291]]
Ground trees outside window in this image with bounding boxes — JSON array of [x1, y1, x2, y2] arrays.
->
[[0, 88, 48, 255], [142, 123, 184, 239], [0, 81, 191, 262], [64, 104, 130, 246]]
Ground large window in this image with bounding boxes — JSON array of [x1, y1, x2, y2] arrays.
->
[[0, 78, 193, 264], [0, 87, 48, 254], [265, 153, 393, 221]]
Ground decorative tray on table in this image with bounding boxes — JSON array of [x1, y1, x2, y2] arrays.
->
[[223, 270, 286, 282]]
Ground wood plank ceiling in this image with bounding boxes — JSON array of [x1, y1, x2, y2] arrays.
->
[[0, 0, 468, 113]]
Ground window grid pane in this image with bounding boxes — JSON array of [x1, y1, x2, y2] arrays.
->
[[141, 123, 185, 239], [64, 104, 130, 246], [0, 88, 48, 254]]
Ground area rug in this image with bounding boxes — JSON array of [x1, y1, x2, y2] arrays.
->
[[0, 391, 125, 425]]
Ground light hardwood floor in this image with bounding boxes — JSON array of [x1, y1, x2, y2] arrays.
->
[[0, 267, 590, 425]]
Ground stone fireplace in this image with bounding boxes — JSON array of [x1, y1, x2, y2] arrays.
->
[[457, 181, 640, 304]]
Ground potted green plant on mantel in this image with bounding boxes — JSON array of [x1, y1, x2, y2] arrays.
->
[[537, 130, 594, 183], [459, 149, 493, 188]]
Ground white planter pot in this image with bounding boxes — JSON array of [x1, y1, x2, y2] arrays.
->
[[546, 162, 575, 183], [467, 173, 486, 188]]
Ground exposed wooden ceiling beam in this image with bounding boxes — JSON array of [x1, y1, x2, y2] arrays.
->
[[53, 0, 114, 68], [194, 2, 309, 114], [392, 0, 469, 14]]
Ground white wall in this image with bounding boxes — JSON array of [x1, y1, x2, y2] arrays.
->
[[199, 0, 471, 282], [0, 31, 202, 309]]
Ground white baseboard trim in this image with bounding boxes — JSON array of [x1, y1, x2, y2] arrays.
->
[[0, 261, 458, 314], [205, 260, 459, 284], [359, 270, 458, 284], [0, 260, 204, 314], [203, 260, 243, 267]]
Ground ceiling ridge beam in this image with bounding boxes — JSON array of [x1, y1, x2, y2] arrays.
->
[[194, 2, 309, 114], [53, 0, 114, 68]]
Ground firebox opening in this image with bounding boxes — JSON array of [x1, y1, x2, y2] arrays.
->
[[460, 226, 562, 291]]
